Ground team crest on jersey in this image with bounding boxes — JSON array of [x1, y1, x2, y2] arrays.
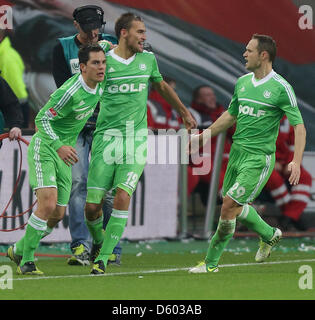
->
[[263, 90, 272, 98], [139, 63, 147, 71], [108, 67, 115, 73], [240, 86, 245, 92]]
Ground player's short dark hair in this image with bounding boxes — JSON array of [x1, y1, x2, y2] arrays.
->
[[78, 43, 104, 65], [252, 34, 277, 63], [115, 12, 143, 40]]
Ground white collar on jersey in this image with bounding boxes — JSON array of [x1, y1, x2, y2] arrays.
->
[[108, 48, 136, 65], [79, 74, 98, 94], [251, 69, 276, 87]]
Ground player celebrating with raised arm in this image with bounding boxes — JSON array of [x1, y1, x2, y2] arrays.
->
[[188, 34, 306, 273], [6, 44, 107, 275], [85, 12, 197, 274]]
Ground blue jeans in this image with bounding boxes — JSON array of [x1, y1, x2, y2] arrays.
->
[[68, 130, 121, 255]]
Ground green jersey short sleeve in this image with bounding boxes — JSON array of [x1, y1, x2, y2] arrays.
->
[[272, 73, 302, 126], [35, 73, 105, 150], [227, 84, 239, 116], [228, 70, 303, 154], [95, 49, 163, 137]]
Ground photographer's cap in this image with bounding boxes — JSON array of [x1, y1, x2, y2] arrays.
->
[[73, 5, 104, 33]]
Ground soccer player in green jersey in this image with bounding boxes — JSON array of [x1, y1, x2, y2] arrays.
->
[[188, 34, 306, 273], [6, 44, 107, 275], [85, 13, 197, 274]]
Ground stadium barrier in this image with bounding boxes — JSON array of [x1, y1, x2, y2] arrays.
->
[[0, 132, 180, 242], [1, 129, 315, 242]]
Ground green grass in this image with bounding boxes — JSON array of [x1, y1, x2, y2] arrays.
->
[[1, 238, 315, 300]]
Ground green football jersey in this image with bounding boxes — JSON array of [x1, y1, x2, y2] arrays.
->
[[35, 73, 106, 150], [95, 49, 163, 137], [228, 70, 303, 154]]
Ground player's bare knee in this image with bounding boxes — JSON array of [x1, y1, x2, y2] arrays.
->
[[221, 203, 236, 220], [114, 188, 130, 209], [36, 189, 58, 217], [221, 196, 242, 220], [85, 202, 101, 220], [53, 206, 66, 221], [38, 201, 57, 217]]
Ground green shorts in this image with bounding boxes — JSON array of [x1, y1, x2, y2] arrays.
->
[[27, 134, 72, 206], [86, 133, 147, 203], [222, 144, 275, 205]]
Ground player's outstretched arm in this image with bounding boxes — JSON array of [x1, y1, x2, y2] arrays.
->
[[188, 111, 235, 155], [287, 123, 306, 185], [152, 80, 197, 130]]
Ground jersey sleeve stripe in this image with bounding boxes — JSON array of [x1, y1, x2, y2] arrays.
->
[[273, 74, 297, 107], [41, 116, 59, 140], [39, 81, 81, 141], [55, 80, 81, 111]]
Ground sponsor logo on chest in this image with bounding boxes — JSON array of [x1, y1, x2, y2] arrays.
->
[[239, 105, 266, 118], [74, 102, 94, 120], [75, 108, 94, 120], [108, 83, 147, 93]]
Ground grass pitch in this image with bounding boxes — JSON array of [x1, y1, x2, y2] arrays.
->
[[1, 238, 315, 300]]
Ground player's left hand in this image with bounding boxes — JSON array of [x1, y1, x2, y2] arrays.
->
[[287, 161, 300, 185], [8, 127, 22, 141]]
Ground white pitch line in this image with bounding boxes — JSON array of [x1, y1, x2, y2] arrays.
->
[[8, 258, 315, 282]]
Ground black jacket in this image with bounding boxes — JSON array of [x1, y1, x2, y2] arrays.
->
[[0, 76, 23, 129]]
